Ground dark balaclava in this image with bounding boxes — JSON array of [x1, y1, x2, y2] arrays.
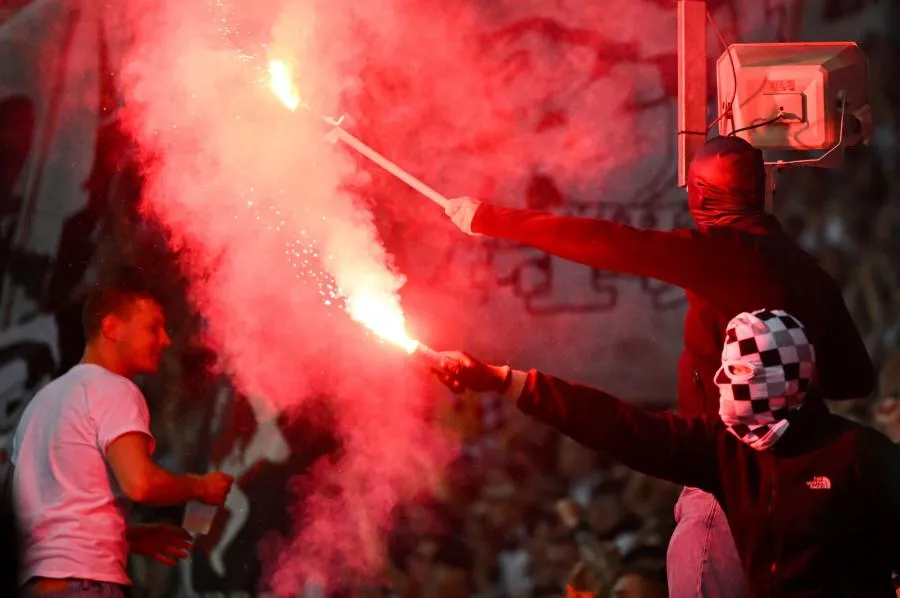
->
[[687, 136, 766, 229], [716, 309, 815, 451]]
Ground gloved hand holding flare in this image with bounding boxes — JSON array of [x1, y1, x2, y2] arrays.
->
[[430, 351, 513, 395]]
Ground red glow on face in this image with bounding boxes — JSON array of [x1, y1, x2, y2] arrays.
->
[[114, 299, 170, 376]]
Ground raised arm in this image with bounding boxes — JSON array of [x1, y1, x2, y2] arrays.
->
[[467, 202, 779, 312], [510, 369, 722, 492]]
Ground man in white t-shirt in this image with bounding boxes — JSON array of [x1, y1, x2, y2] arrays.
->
[[11, 275, 235, 597]]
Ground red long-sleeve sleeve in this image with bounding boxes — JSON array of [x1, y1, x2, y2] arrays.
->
[[472, 203, 780, 315]]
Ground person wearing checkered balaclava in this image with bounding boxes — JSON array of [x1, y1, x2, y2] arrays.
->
[[432, 314, 900, 597], [716, 309, 815, 451]]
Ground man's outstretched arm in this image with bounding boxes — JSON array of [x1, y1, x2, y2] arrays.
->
[[447, 199, 779, 314], [436, 352, 723, 493]]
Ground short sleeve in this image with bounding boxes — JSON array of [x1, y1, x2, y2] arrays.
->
[[87, 377, 156, 456]]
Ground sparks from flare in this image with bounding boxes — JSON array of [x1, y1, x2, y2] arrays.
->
[[266, 57, 420, 355]]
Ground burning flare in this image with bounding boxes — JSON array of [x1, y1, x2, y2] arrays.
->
[[268, 59, 301, 111], [346, 292, 420, 354], [267, 57, 420, 355]]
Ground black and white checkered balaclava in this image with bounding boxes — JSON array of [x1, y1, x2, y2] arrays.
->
[[716, 309, 816, 451]]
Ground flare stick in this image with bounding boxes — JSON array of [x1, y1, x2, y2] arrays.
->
[[326, 126, 450, 209], [411, 342, 444, 370]]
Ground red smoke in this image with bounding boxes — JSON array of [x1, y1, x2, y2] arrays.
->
[[113, 0, 707, 592], [117, 0, 460, 591]]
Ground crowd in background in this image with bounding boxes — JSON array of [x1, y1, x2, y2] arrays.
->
[[377, 394, 677, 597]]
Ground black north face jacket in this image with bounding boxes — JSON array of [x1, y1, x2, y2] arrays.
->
[[512, 369, 900, 597]]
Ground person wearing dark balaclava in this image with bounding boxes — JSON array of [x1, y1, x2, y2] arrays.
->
[[442, 136, 874, 597], [430, 310, 900, 596]]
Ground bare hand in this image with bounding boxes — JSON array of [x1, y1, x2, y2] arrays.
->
[[127, 524, 192, 566], [444, 197, 483, 236], [197, 472, 234, 505]]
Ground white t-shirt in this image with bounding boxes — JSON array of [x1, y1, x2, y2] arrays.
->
[[12, 363, 155, 585]]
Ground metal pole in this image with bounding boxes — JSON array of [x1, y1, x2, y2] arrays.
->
[[677, 0, 708, 188]]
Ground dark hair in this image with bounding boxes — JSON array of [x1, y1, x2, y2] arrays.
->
[[81, 270, 162, 339]]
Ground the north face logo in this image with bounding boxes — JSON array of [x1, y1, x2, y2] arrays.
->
[[806, 476, 831, 490]]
